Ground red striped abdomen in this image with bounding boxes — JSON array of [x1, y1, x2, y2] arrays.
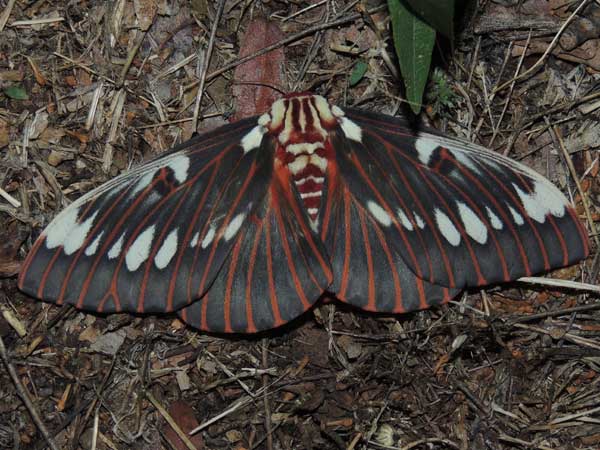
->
[[267, 94, 338, 225]]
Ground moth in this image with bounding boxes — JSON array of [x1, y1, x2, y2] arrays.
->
[[19, 93, 589, 333]]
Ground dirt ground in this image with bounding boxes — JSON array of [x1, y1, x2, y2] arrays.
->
[[1, 1, 600, 449]]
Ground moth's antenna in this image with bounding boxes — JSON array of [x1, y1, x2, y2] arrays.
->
[[232, 80, 288, 96]]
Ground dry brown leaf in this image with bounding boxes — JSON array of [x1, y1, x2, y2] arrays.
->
[[64, 75, 77, 87], [38, 126, 65, 144], [0, 70, 23, 81], [26, 56, 46, 85], [0, 117, 9, 148], [134, 0, 157, 31], [65, 129, 90, 143]]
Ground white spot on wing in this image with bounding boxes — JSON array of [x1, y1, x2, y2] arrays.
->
[[513, 181, 567, 223], [85, 231, 104, 256], [132, 171, 155, 195], [513, 183, 544, 223], [310, 218, 319, 233], [339, 117, 362, 142], [126, 225, 155, 271], [45, 206, 80, 249], [452, 149, 480, 174], [201, 225, 216, 249], [415, 135, 481, 175], [331, 105, 345, 117], [155, 229, 178, 269], [418, 132, 485, 173], [508, 204, 524, 225], [415, 136, 437, 165], [435, 208, 461, 246], [486, 207, 503, 230], [367, 201, 392, 226], [62, 210, 99, 255], [258, 113, 271, 127], [397, 208, 413, 231], [536, 180, 568, 218], [108, 233, 125, 259], [457, 201, 487, 244], [241, 125, 266, 153], [145, 192, 161, 206], [413, 212, 425, 229], [190, 231, 200, 248], [167, 155, 189, 183], [224, 213, 246, 241]]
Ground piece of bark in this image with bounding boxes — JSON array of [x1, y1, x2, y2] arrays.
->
[[162, 400, 205, 450], [232, 18, 286, 121]]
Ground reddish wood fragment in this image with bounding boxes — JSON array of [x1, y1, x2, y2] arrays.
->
[[162, 400, 205, 450], [232, 18, 285, 120], [27, 57, 47, 86], [65, 129, 89, 143], [65, 75, 77, 87]]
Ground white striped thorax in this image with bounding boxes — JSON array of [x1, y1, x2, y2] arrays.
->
[[253, 93, 361, 227]]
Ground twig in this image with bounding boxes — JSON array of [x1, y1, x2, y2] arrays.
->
[[511, 303, 600, 323], [52, 52, 156, 106], [119, 28, 150, 86], [517, 276, 600, 294], [202, 5, 386, 84], [550, 404, 600, 425], [513, 323, 600, 351], [190, 395, 254, 434], [493, 0, 592, 94], [550, 123, 599, 248], [261, 339, 273, 450], [279, 0, 328, 22], [71, 351, 119, 449], [0, 336, 60, 450], [191, 0, 226, 133], [1, 306, 27, 337], [0, 0, 17, 32], [489, 39, 518, 148], [145, 390, 199, 450], [367, 437, 461, 450], [10, 17, 65, 27], [205, 350, 254, 396], [102, 88, 126, 173], [498, 434, 555, 450], [0, 185, 21, 208]]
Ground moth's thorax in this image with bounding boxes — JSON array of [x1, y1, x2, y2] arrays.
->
[[261, 94, 344, 224]]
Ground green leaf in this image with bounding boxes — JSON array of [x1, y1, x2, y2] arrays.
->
[[4, 85, 29, 100], [403, 0, 454, 38], [349, 60, 368, 86], [388, 0, 436, 114]]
